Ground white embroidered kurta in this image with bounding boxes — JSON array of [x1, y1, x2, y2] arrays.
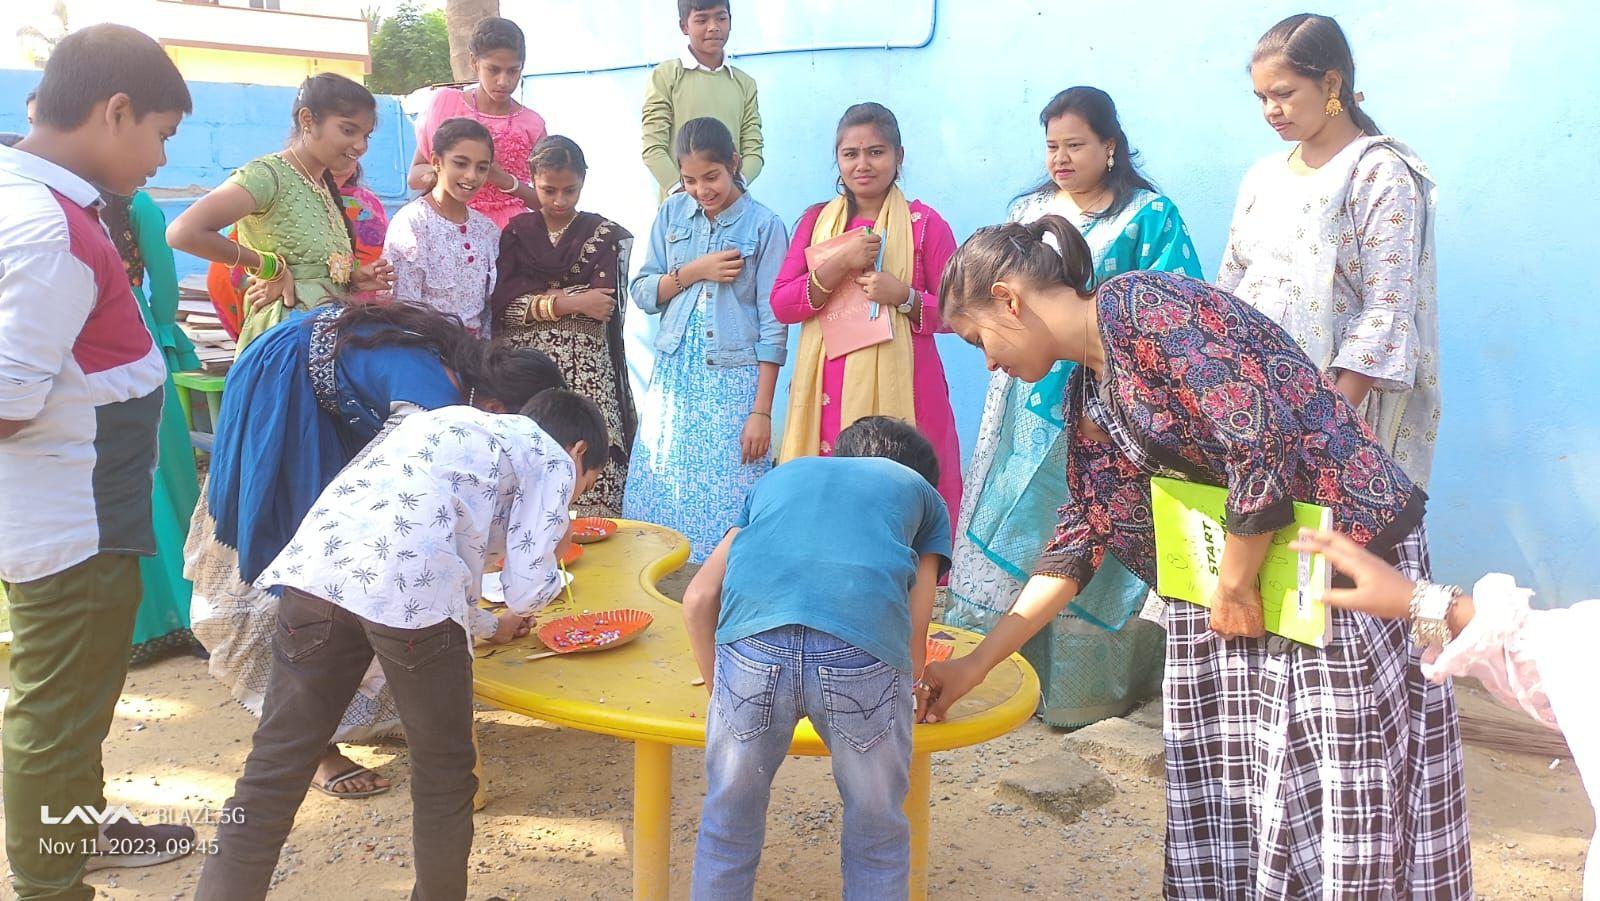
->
[[256, 406, 574, 644], [385, 198, 500, 336], [1218, 136, 1442, 486]]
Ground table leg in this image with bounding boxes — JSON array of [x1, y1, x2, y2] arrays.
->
[[633, 741, 672, 901], [905, 751, 931, 901], [471, 724, 488, 812]]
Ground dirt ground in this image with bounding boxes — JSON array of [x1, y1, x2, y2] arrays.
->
[[0, 576, 1590, 899]]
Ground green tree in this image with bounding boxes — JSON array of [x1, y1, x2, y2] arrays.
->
[[369, 2, 453, 96], [16, 1, 69, 69]]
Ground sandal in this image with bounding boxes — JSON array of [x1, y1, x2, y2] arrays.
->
[[311, 764, 391, 800]]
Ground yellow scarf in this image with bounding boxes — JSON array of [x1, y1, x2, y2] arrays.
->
[[778, 186, 918, 463]]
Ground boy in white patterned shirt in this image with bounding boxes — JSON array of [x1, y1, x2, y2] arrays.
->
[[197, 390, 605, 901]]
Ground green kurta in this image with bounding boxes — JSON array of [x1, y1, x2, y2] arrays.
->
[[229, 155, 354, 350], [128, 190, 203, 663]]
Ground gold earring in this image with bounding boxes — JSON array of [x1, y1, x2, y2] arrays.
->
[[1324, 95, 1345, 117]]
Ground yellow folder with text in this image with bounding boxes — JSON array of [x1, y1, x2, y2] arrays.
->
[[1151, 477, 1334, 648]]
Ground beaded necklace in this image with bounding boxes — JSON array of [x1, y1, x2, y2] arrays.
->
[[283, 146, 356, 285]]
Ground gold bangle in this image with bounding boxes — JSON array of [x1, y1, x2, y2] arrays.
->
[[535, 295, 550, 322], [541, 295, 559, 321], [809, 269, 833, 296]]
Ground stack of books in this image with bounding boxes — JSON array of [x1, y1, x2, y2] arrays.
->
[[177, 274, 235, 374]]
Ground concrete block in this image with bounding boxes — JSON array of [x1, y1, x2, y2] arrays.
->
[[1064, 717, 1165, 779], [1124, 698, 1163, 731], [997, 756, 1114, 823]]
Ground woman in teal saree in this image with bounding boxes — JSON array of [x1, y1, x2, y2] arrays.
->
[[945, 87, 1203, 727]]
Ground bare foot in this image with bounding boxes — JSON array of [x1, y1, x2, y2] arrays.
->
[[312, 745, 391, 797]]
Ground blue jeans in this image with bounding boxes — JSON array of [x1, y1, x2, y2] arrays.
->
[[692, 626, 913, 901]]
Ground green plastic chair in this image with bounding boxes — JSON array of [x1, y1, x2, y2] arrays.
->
[[172, 370, 226, 454]]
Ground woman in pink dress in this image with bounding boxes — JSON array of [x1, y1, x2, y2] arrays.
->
[[771, 102, 962, 528], [409, 17, 545, 229]]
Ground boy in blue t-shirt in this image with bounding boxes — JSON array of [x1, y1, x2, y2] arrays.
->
[[684, 416, 951, 900]]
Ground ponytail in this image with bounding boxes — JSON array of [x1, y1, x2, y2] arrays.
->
[[938, 215, 1095, 323], [321, 168, 359, 256]]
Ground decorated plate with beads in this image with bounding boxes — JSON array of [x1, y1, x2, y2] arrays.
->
[[571, 517, 618, 545], [535, 609, 654, 655]]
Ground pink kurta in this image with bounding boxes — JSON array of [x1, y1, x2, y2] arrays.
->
[[414, 87, 547, 230], [772, 199, 963, 532]]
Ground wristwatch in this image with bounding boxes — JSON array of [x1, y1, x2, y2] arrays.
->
[[1408, 579, 1461, 648], [896, 285, 917, 315]]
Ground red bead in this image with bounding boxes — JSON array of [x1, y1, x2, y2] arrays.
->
[[464, 242, 471, 250], [467, 256, 475, 263]]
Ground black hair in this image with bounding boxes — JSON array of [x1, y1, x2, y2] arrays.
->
[[938, 215, 1095, 324], [100, 192, 144, 286], [520, 389, 608, 472], [834, 416, 940, 488], [290, 72, 376, 137], [470, 16, 526, 63], [431, 116, 495, 160], [1253, 13, 1380, 136], [334, 302, 566, 410], [529, 135, 588, 179], [674, 116, 741, 182], [1024, 87, 1160, 220], [31, 24, 191, 131], [678, 0, 730, 23], [834, 102, 903, 221], [290, 73, 375, 253]]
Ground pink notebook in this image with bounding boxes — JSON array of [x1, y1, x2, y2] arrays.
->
[[805, 231, 894, 360]]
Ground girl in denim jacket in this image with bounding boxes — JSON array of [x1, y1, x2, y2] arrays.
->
[[624, 118, 789, 561]]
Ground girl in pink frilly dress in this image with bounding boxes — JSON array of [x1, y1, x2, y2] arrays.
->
[[408, 17, 546, 229]]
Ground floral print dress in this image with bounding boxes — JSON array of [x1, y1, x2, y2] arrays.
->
[[385, 198, 500, 336], [1036, 270, 1470, 899], [1218, 136, 1441, 486]]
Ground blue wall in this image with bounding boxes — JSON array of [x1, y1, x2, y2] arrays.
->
[[0, 68, 416, 281], [3, 0, 1597, 605], [502, 0, 1600, 606]]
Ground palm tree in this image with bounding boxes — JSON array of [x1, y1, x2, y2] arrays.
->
[[16, 1, 69, 69], [444, 0, 499, 81]]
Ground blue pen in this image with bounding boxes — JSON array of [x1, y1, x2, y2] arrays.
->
[[867, 223, 887, 320]]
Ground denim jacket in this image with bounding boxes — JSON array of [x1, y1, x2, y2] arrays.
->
[[629, 191, 789, 368]]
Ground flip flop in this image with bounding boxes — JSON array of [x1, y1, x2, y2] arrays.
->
[[311, 764, 391, 800]]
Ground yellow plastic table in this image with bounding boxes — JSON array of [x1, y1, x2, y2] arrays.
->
[[472, 521, 1040, 900]]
